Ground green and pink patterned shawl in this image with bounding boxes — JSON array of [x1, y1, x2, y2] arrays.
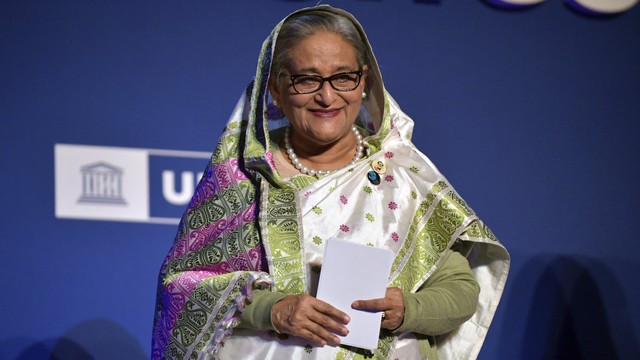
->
[[152, 6, 509, 360]]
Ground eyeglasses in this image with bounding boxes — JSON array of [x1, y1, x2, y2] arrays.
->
[[289, 69, 363, 94]]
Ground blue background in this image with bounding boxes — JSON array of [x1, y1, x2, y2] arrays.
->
[[2, 1, 639, 359]]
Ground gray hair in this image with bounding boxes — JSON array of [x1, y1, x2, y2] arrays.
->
[[271, 10, 368, 83]]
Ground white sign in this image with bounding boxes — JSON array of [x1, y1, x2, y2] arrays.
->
[[55, 144, 210, 224]]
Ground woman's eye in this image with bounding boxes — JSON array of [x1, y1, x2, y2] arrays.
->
[[297, 76, 319, 85], [334, 75, 355, 84]]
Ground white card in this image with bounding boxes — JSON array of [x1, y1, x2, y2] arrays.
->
[[316, 238, 394, 350]]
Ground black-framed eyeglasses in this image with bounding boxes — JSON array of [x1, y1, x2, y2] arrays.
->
[[289, 69, 363, 94]]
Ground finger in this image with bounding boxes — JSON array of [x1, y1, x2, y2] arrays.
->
[[307, 321, 345, 346], [285, 311, 343, 346], [313, 299, 351, 324], [298, 325, 341, 347], [307, 310, 350, 336], [280, 315, 339, 346], [295, 294, 346, 319], [352, 297, 386, 311], [380, 309, 403, 330], [296, 326, 328, 347]]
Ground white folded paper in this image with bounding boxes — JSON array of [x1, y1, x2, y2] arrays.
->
[[316, 238, 394, 350]]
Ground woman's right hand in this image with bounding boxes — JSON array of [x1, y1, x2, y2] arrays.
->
[[271, 294, 350, 347]]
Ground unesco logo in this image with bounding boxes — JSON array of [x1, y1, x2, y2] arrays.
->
[[55, 144, 209, 224], [78, 162, 127, 205]]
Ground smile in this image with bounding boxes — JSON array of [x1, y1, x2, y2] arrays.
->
[[310, 108, 341, 118]]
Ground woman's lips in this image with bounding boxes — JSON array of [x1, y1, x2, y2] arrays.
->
[[310, 108, 341, 118]]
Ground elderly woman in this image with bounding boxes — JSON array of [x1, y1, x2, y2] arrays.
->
[[152, 5, 509, 360]]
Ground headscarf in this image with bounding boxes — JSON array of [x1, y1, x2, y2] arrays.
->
[[152, 5, 509, 360]]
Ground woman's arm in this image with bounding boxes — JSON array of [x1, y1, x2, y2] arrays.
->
[[238, 290, 351, 347], [394, 250, 480, 336]]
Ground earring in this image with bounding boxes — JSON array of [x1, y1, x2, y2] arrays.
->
[[273, 99, 278, 107], [361, 92, 367, 99]]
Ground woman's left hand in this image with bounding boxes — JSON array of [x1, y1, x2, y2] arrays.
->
[[352, 287, 405, 330]]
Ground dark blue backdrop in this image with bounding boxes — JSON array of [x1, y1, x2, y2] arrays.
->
[[2, 1, 639, 359]]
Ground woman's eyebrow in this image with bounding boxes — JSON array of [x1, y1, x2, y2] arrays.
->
[[294, 65, 357, 74]]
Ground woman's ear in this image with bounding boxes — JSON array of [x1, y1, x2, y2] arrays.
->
[[361, 64, 370, 91], [268, 77, 280, 105]]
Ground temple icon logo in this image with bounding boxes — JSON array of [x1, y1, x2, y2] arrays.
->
[[78, 162, 127, 205]]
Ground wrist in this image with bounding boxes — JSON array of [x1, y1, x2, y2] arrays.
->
[[270, 297, 286, 333], [240, 290, 288, 331]]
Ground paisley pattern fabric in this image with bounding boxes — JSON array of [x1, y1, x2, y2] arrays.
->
[[152, 5, 509, 360]]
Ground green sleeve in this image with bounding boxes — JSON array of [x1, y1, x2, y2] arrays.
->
[[393, 251, 480, 336], [238, 290, 288, 331]]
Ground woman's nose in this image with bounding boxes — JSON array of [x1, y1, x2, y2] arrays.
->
[[314, 80, 337, 105]]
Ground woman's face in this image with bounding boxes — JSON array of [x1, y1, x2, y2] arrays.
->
[[270, 31, 367, 149]]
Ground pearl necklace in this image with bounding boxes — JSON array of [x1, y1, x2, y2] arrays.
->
[[284, 125, 364, 176]]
